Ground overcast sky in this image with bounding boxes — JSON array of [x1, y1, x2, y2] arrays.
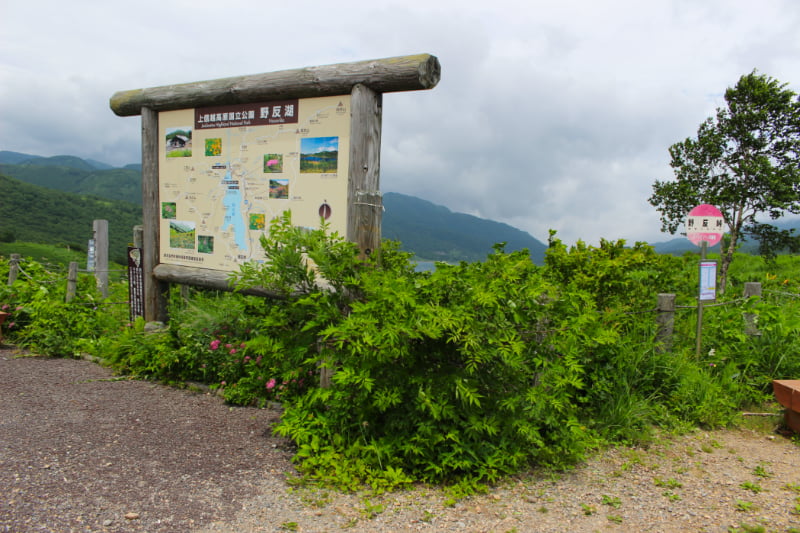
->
[[2, 0, 799, 245]]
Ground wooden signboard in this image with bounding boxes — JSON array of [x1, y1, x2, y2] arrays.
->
[[110, 54, 440, 322]]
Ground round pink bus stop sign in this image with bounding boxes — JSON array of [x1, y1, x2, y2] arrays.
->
[[686, 204, 725, 246]]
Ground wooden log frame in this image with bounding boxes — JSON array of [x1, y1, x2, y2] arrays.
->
[[110, 54, 440, 116], [113, 54, 440, 321]]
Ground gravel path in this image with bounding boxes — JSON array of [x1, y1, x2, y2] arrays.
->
[[2, 348, 799, 532]]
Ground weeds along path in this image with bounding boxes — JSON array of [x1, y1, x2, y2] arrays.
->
[[2, 349, 799, 533]]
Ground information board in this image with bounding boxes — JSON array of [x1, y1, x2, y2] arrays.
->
[[127, 246, 145, 320], [157, 95, 350, 271], [699, 260, 717, 301]]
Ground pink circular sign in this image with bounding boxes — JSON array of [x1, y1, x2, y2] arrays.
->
[[686, 204, 725, 246]]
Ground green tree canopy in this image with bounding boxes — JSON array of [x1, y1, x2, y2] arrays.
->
[[649, 70, 800, 291]]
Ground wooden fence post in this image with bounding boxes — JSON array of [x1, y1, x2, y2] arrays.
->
[[7, 254, 20, 285], [66, 262, 78, 302], [656, 293, 676, 353], [133, 225, 144, 249], [743, 282, 762, 336], [93, 219, 109, 298]]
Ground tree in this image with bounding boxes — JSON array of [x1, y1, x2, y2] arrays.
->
[[649, 70, 800, 292]]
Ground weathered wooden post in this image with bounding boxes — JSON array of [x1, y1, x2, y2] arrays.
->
[[133, 225, 144, 249], [93, 219, 109, 298], [66, 262, 79, 302], [743, 282, 762, 336], [347, 83, 383, 261], [141, 107, 169, 323], [655, 293, 675, 353], [7, 254, 20, 285]]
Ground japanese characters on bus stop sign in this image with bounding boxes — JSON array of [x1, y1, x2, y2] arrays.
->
[[686, 204, 725, 246]]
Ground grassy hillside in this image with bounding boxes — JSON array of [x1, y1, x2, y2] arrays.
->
[[0, 242, 91, 269], [0, 174, 142, 264]]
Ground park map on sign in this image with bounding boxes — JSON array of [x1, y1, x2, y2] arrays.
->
[[157, 95, 350, 271]]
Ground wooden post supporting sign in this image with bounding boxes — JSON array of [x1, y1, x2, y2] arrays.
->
[[347, 84, 383, 260]]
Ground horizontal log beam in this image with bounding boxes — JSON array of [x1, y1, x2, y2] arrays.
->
[[111, 53, 440, 117], [152, 263, 334, 299], [153, 263, 284, 298]]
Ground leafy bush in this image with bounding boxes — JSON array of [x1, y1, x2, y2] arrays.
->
[[0, 256, 121, 355]]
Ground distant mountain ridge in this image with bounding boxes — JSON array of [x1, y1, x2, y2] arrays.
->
[[0, 151, 142, 205], [383, 192, 547, 263], [0, 151, 548, 264], [0, 151, 113, 171]]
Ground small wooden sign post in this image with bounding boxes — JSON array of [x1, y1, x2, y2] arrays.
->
[[686, 204, 725, 358], [111, 54, 440, 322]]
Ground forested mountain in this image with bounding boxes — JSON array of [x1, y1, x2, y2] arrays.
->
[[0, 156, 142, 205], [0, 153, 549, 264], [383, 192, 547, 263], [0, 174, 141, 264]]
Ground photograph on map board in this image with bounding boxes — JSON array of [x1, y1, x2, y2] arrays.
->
[[263, 154, 283, 173], [169, 220, 195, 249], [198, 235, 214, 254], [161, 202, 177, 219], [269, 179, 289, 199], [300, 137, 338, 173], [165, 127, 193, 157], [249, 213, 266, 230], [205, 137, 222, 157]]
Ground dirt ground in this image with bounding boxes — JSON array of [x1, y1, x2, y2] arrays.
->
[[0, 348, 293, 532]]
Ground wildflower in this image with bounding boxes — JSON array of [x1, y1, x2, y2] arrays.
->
[[15, 306, 22, 311], [210, 339, 221, 350], [8, 322, 15, 329], [225, 343, 232, 349], [240, 342, 246, 348], [266, 378, 276, 390], [220, 381, 227, 386], [244, 356, 251, 362], [256, 356, 262, 364], [709, 363, 716, 368], [1, 304, 8, 311], [229, 349, 237, 355]]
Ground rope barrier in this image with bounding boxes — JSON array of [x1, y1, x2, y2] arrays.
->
[[764, 289, 800, 299]]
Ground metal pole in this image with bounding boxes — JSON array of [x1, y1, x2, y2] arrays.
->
[[695, 241, 707, 358]]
